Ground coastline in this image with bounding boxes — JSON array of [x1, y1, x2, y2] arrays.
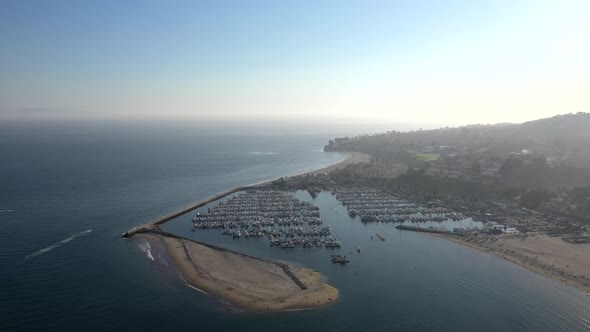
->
[[137, 231, 339, 312], [241, 151, 368, 187], [432, 233, 590, 294]]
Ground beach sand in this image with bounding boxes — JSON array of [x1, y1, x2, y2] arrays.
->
[[435, 233, 590, 293], [138, 233, 339, 312], [307, 151, 369, 175]]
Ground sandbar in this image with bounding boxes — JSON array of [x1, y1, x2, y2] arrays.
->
[[138, 232, 339, 311]]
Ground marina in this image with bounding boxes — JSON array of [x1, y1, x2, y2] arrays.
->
[[191, 190, 343, 250], [333, 187, 467, 223]]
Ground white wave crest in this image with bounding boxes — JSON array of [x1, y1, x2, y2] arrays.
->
[[187, 284, 208, 295], [25, 229, 93, 259], [0, 209, 14, 213], [138, 240, 154, 261], [178, 274, 208, 294]]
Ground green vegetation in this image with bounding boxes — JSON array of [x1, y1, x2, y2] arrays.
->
[[413, 152, 440, 162]]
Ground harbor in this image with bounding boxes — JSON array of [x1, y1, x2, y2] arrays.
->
[[191, 190, 343, 249], [333, 187, 467, 223]]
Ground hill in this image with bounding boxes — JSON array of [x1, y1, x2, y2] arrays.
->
[[325, 112, 590, 169]]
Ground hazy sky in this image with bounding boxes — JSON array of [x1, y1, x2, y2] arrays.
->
[[1, 0, 589, 125]]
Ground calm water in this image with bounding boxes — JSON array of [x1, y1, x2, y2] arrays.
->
[[1, 120, 589, 331]]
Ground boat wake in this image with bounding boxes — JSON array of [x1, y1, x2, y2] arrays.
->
[[138, 240, 154, 261], [248, 151, 279, 156], [25, 229, 93, 259]]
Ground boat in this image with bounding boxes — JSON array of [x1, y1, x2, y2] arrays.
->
[[357, 247, 360, 253], [331, 255, 350, 264]]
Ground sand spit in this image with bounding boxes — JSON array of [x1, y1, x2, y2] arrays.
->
[[435, 233, 590, 293], [137, 232, 339, 312]]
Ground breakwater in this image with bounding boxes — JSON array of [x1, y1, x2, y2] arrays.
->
[[123, 185, 258, 237]]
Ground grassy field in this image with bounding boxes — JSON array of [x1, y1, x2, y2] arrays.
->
[[414, 152, 440, 162]]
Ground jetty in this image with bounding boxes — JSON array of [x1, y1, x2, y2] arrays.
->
[[123, 185, 258, 238]]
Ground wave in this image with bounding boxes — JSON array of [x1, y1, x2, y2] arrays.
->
[[25, 229, 92, 259], [138, 240, 154, 261], [0, 209, 14, 213], [187, 283, 208, 295], [248, 151, 279, 156], [177, 274, 208, 294]]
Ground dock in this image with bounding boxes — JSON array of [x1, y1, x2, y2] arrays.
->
[[375, 233, 386, 241], [395, 225, 463, 236]]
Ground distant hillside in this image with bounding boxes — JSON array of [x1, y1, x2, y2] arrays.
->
[[325, 112, 590, 169]]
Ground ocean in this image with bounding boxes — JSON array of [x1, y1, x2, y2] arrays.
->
[[1, 119, 589, 331]]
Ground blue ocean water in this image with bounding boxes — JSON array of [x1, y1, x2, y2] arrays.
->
[[1, 120, 589, 331]]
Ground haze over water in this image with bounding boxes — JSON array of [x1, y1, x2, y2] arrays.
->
[[1, 120, 590, 331]]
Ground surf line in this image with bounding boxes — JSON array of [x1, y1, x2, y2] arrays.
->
[[25, 229, 93, 259]]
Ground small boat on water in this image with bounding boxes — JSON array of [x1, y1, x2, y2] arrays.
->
[[331, 255, 350, 264], [357, 247, 361, 253]]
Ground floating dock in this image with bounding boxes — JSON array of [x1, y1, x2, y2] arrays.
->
[[375, 233, 386, 241], [395, 225, 463, 236]]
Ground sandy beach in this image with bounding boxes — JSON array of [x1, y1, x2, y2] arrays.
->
[[138, 232, 339, 312], [307, 151, 369, 176], [435, 233, 590, 293]]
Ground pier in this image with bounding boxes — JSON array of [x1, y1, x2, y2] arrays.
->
[[395, 224, 464, 236]]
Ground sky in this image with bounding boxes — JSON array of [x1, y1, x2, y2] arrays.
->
[[0, 0, 589, 126]]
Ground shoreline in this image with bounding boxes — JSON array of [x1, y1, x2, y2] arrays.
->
[[136, 231, 339, 312], [432, 233, 590, 294]]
